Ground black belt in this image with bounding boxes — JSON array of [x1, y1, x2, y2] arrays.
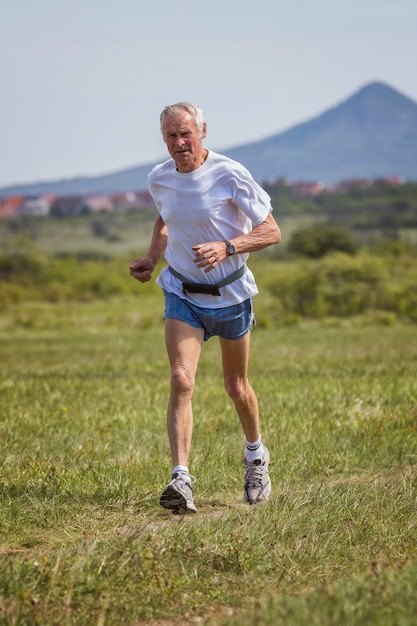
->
[[168, 264, 247, 296]]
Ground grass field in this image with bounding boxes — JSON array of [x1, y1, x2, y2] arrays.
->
[[1, 297, 416, 625], [0, 209, 325, 259]]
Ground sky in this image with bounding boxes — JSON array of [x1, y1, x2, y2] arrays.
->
[[0, 0, 416, 189]]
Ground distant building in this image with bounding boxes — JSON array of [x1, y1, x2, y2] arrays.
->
[[330, 179, 375, 193], [288, 181, 325, 197], [50, 195, 86, 217], [382, 177, 405, 186], [83, 195, 115, 213], [0, 196, 25, 219], [50, 194, 116, 216], [110, 191, 153, 210], [18, 195, 55, 217]]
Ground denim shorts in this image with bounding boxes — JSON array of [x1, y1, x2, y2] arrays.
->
[[163, 291, 255, 341]]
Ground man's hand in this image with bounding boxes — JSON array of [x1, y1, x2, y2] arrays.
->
[[192, 214, 281, 273], [192, 241, 228, 272], [129, 256, 155, 282]]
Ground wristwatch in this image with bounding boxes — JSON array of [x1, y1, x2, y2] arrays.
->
[[224, 240, 235, 256]]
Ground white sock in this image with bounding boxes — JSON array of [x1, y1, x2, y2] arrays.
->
[[245, 437, 265, 462], [173, 465, 189, 475]]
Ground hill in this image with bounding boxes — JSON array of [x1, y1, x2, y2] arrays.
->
[[1, 81, 416, 197], [226, 81, 417, 184]]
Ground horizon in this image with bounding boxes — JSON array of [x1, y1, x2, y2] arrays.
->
[[1, 79, 416, 195]]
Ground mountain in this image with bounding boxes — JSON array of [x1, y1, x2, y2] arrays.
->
[[1, 81, 416, 197], [225, 81, 417, 184]]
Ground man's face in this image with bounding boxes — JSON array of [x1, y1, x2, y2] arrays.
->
[[162, 111, 207, 173]]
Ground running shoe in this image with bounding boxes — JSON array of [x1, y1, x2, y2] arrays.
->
[[243, 446, 271, 504], [160, 471, 197, 514]]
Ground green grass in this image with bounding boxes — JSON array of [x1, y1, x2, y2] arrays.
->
[[0, 210, 319, 259], [0, 209, 158, 258], [1, 300, 416, 625]]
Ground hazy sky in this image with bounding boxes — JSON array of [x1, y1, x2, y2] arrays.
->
[[1, 0, 416, 188]]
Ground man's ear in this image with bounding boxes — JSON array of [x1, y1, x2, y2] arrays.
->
[[200, 122, 207, 140]]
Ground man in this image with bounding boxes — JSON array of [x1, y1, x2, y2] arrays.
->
[[130, 102, 281, 514]]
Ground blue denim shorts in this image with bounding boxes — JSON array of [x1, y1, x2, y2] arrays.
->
[[163, 291, 255, 341]]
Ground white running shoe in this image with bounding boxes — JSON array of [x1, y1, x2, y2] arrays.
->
[[160, 471, 197, 514], [243, 446, 271, 504]]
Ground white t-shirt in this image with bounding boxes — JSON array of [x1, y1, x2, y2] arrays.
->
[[148, 150, 273, 308]]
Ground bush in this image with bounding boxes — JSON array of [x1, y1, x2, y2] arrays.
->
[[265, 264, 325, 318], [288, 225, 358, 258], [0, 246, 47, 282], [317, 252, 388, 315], [258, 252, 412, 320], [1, 241, 417, 323]]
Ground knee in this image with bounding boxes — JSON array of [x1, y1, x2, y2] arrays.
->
[[224, 377, 247, 404], [171, 363, 195, 396]]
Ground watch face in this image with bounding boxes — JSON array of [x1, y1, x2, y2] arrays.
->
[[227, 242, 235, 256]]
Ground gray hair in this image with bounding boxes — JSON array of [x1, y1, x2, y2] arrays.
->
[[160, 102, 205, 137]]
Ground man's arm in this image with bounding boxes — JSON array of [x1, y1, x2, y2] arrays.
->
[[129, 215, 168, 283], [192, 212, 281, 272], [227, 212, 281, 253]]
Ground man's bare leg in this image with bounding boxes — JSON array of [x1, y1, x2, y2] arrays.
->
[[164, 318, 204, 467], [160, 318, 203, 513], [219, 332, 260, 441], [220, 332, 271, 504]]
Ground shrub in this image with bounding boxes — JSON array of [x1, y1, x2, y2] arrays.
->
[[260, 252, 397, 319], [288, 225, 358, 258]]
